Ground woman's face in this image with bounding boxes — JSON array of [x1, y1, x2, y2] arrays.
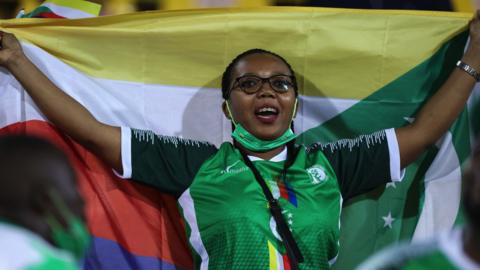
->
[[223, 53, 297, 141]]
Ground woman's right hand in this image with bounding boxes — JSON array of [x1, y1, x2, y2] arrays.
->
[[0, 30, 122, 173], [0, 31, 25, 68], [463, 11, 480, 69]]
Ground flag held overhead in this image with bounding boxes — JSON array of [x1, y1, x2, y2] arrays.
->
[[0, 7, 477, 270]]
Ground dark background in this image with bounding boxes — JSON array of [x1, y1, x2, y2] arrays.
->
[[0, 0, 468, 19]]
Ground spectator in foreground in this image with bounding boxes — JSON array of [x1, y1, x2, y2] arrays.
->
[[0, 135, 90, 270], [357, 137, 480, 270]]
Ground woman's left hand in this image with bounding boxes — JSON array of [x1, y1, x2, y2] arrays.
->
[[396, 10, 480, 169]]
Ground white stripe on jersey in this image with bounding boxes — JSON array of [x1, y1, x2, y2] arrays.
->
[[178, 189, 210, 270]]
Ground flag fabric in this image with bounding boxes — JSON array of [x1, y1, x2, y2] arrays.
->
[[19, 0, 101, 19], [0, 7, 476, 269]]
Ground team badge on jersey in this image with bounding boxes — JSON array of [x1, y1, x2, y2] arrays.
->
[[306, 165, 328, 184]]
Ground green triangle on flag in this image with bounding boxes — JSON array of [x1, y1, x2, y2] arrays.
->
[[297, 30, 470, 269]]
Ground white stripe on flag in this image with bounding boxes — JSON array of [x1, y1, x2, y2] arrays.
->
[[298, 95, 357, 133], [267, 240, 284, 270], [42, 2, 96, 18], [0, 43, 359, 147], [270, 180, 280, 200], [412, 132, 461, 242]]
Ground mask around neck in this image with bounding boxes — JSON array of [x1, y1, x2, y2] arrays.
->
[[226, 101, 297, 152], [46, 190, 90, 261], [232, 124, 296, 151]]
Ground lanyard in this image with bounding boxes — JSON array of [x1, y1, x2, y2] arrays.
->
[[239, 148, 304, 270]]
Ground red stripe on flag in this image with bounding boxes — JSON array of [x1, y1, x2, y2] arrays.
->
[[34, 12, 65, 19], [278, 179, 289, 201], [283, 254, 291, 270], [0, 120, 193, 270]]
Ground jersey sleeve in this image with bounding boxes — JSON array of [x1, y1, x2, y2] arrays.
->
[[307, 128, 404, 200], [117, 126, 218, 196]]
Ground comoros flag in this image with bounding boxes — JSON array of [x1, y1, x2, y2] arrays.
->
[[0, 7, 477, 270], [18, 0, 101, 19]]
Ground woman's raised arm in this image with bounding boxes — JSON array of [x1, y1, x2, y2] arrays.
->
[[396, 11, 480, 168], [0, 32, 122, 173]]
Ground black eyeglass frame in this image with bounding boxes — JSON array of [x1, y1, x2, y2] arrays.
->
[[229, 74, 297, 96]]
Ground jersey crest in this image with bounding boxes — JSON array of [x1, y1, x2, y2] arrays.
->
[[306, 165, 328, 184]]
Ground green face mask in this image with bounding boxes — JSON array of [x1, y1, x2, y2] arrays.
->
[[226, 101, 297, 152], [46, 190, 90, 260], [231, 124, 296, 152]]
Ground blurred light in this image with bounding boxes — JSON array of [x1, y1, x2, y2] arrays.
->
[[451, 0, 475, 12], [104, 0, 136, 15]]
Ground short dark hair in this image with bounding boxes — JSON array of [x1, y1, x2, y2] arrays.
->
[[221, 49, 298, 100], [0, 135, 76, 208], [474, 136, 480, 159]]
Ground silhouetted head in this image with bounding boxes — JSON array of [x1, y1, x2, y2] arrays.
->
[[0, 135, 87, 257]]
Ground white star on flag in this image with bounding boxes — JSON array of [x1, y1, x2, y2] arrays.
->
[[403, 117, 415, 123], [382, 212, 395, 229], [386, 182, 397, 189]]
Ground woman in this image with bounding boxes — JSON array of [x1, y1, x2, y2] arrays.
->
[[1, 11, 480, 269]]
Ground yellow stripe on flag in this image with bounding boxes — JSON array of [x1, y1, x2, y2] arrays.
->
[[46, 0, 101, 16], [162, 0, 271, 9], [0, 7, 470, 99], [238, 0, 272, 7], [268, 241, 278, 270]]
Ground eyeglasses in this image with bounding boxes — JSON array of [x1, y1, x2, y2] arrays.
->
[[230, 74, 295, 95]]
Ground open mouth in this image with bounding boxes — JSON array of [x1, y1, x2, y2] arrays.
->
[[256, 107, 278, 116], [255, 106, 279, 123]]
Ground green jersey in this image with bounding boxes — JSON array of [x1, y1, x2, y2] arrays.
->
[[356, 229, 479, 270], [119, 127, 403, 269], [0, 222, 78, 270]]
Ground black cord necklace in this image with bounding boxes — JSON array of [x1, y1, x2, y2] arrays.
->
[[238, 140, 304, 270]]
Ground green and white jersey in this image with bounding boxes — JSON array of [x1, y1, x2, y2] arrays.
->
[[0, 222, 78, 270], [356, 229, 480, 270], [119, 127, 403, 269]]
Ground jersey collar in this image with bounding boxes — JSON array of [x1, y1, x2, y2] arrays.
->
[[247, 147, 287, 162]]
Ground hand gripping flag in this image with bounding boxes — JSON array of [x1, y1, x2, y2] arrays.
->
[[0, 7, 477, 269]]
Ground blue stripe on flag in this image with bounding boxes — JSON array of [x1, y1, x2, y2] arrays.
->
[[84, 237, 183, 270], [285, 180, 297, 207]]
